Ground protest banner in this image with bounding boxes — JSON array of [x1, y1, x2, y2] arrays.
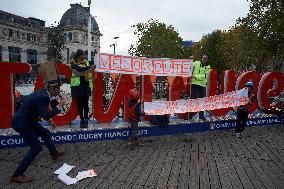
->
[[96, 53, 193, 77], [144, 89, 249, 115]]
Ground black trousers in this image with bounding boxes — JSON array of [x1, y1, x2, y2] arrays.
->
[[76, 96, 89, 120], [13, 124, 57, 176], [129, 120, 139, 141], [235, 107, 249, 133], [189, 84, 206, 119]]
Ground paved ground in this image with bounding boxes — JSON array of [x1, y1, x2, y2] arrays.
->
[[0, 125, 283, 189]]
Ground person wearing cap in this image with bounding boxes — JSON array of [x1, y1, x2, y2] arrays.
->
[[189, 55, 211, 120], [70, 49, 94, 128], [128, 89, 144, 148], [10, 81, 66, 183], [235, 81, 255, 138]]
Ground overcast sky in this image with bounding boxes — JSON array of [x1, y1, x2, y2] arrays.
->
[[1, 0, 250, 55]]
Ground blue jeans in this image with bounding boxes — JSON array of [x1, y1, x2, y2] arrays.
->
[[189, 84, 206, 119], [13, 124, 57, 176]]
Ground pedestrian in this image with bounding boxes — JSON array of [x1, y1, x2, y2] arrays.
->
[[189, 54, 211, 120], [128, 89, 143, 148], [70, 49, 94, 128], [235, 81, 255, 138], [10, 80, 66, 183]]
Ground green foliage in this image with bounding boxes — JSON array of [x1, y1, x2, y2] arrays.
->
[[46, 24, 66, 61], [128, 19, 184, 58], [219, 26, 260, 72], [190, 30, 226, 73], [189, 0, 284, 72], [129, 1, 284, 72], [234, 0, 284, 71]]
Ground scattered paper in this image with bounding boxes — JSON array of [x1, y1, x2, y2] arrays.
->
[[54, 163, 75, 175], [76, 169, 97, 181], [58, 174, 78, 185], [54, 163, 97, 185]]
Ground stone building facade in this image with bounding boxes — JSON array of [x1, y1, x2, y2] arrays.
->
[[0, 3, 101, 81]]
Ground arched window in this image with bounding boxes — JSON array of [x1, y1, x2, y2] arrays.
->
[[8, 29, 13, 38], [68, 32, 72, 42]]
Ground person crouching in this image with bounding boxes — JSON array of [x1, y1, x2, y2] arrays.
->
[[235, 81, 255, 138], [128, 89, 143, 148], [10, 81, 66, 183]]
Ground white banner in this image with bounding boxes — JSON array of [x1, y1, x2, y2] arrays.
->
[[95, 53, 193, 77], [144, 89, 248, 115]]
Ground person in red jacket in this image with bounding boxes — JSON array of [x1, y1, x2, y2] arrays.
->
[[128, 89, 143, 148], [236, 81, 255, 138]]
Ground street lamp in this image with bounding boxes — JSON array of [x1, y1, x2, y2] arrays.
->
[[110, 36, 119, 54], [110, 43, 116, 54], [87, 0, 92, 61]]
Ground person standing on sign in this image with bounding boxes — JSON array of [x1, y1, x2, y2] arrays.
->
[[70, 49, 94, 128], [235, 82, 255, 138], [10, 81, 66, 183], [128, 89, 144, 149], [189, 55, 211, 120]]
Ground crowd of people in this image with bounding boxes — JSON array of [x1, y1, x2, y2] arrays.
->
[[10, 50, 276, 183]]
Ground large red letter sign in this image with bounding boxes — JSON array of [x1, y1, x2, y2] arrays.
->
[[257, 72, 284, 110], [94, 73, 135, 122], [0, 62, 31, 128]]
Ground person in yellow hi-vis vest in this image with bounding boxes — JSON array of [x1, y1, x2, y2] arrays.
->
[[189, 55, 211, 120], [70, 49, 94, 128]]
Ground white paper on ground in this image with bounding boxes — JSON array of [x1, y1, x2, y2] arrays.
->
[[54, 163, 75, 175], [75, 169, 97, 181], [54, 163, 97, 185], [58, 174, 78, 185]]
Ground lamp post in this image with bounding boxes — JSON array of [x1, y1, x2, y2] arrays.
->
[[110, 36, 119, 54], [87, 0, 92, 61], [110, 43, 116, 55]]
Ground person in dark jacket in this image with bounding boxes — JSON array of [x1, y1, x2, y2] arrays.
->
[[10, 81, 66, 183], [128, 89, 143, 148], [70, 49, 94, 128], [235, 81, 255, 138]]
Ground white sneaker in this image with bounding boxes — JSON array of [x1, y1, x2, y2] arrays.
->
[[236, 133, 241, 138]]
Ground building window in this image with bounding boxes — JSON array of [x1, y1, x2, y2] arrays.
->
[[8, 29, 13, 38], [64, 33, 67, 42], [27, 33, 31, 41], [91, 51, 94, 63], [27, 49, 37, 64], [67, 48, 70, 64], [16, 31, 20, 39], [27, 49, 38, 80], [27, 33, 36, 42], [0, 46, 2, 62], [22, 32, 26, 40], [8, 46, 21, 62], [68, 32, 72, 42]]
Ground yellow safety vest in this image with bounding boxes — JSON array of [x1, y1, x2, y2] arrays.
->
[[191, 61, 211, 87], [70, 61, 93, 88]]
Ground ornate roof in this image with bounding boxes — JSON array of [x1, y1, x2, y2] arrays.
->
[[59, 3, 99, 32]]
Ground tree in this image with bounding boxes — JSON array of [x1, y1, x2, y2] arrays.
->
[[190, 30, 226, 73], [219, 25, 261, 72], [46, 23, 66, 61], [236, 0, 284, 71], [128, 19, 184, 58]]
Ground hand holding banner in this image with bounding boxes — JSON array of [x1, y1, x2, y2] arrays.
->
[[96, 53, 193, 77], [144, 89, 249, 115]]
